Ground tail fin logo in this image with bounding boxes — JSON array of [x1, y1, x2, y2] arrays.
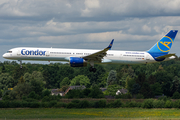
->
[[157, 36, 173, 52], [160, 42, 171, 49]]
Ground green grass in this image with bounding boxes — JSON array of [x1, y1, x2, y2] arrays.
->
[[0, 108, 180, 119]]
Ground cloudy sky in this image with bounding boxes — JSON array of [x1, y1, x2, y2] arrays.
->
[[1, 0, 180, 63]]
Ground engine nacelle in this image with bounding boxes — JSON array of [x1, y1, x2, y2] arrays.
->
[[70, 57, 87, 67]]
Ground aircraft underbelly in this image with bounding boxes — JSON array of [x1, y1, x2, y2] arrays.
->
[[10, 56, 68, 62]]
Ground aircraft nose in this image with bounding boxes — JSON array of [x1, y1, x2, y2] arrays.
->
[[3, 53, 7, 58]]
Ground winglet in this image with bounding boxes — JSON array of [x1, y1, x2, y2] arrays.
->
[[107, 39, 114, 50]]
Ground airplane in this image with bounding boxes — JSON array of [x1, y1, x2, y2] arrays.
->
[[3, 30, 178, 72]]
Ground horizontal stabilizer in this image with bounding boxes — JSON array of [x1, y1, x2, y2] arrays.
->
[[155, 53, 177, 59]]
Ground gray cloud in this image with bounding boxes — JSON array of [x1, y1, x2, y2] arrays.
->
[[0, 0, 180, 62]]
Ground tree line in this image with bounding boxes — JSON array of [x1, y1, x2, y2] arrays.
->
[[1, 58, 180, 99], [1, 96, 180, 109]]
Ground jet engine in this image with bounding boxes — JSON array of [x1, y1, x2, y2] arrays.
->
[[69, 57, 87, 67]]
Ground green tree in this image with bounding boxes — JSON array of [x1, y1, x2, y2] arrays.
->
[[42, 68, 51, 88], [65, 89, 84, 99], [12, 83, 32, 99], [107, 70, 117, 86], [104, 85, 122, 96], [97, 72, 108, 87], [42, 64, 75, 88], [82, 88, 91, 97], [171, 76, 180, 93], [172, 92, 180, 99], [117, 66, 136, 87], [155, 71, 172, 96], [131, 83, 141, 95], [135, 73, 146, 87], [157, 65, 164, 71], [75, 64, 106, 85], [12, 66, 27, 81], [32, 71, 44, 81], [88, 85, 104, 98], [119, 74, 128, 87], [116, 66, 128, 81], [60, 85, 69, 92], [23, 72, 32, 83], [70, 75, 90, 87], [125, 76, 135, 91], [28, 91, 37, 99], [60, 77, 70, 87], [133, 65, 146, 75], [140, 82, 154, 98], [0, 90, 2, 98], [147, 74, 156, 84], [42, 89, 51, 97], [18, 76, 25, 84], [145, 64, 158, 78], [30, 71, 45, 95], [150, 82, 163, 96], [1, 65, 5, 73], [0, 73, 15, 90], [42, 65, 59, 89], [127, 66, 135, 78], [30, 78, 44, 95], [56, 65, 75, 87]]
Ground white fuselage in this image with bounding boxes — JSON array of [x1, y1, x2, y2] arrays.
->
[[2, 47, 164, 64], [3, 30, 178, 66]]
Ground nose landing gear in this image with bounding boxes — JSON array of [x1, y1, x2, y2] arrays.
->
[[18, 60, 22, 68]]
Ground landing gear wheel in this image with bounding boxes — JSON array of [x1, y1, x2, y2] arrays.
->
[[89, 67, 93, 72], [89, 67, 96, 72], [92, 68, 96, 73]]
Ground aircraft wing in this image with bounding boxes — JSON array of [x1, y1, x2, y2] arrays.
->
[[156, 53, 177, 59], [83, 39, 114, 62]]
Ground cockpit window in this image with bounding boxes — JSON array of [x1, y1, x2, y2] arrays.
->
[[7, 51, 12, 53]]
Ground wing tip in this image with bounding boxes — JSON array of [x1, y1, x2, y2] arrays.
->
[[107, 39, 114, 50]]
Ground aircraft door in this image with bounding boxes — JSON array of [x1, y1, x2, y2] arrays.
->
[[120, 54, 123, 59], [17, 50, 21, 56], [146, 54, 150, 60], [46, 51, 50, 56]]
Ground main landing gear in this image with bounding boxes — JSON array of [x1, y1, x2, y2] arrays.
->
[[89, 61, 96, 72], [89, 67, 96, 72]]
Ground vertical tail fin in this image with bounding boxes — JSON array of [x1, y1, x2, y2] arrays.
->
[[148, 30, 178, 56]]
